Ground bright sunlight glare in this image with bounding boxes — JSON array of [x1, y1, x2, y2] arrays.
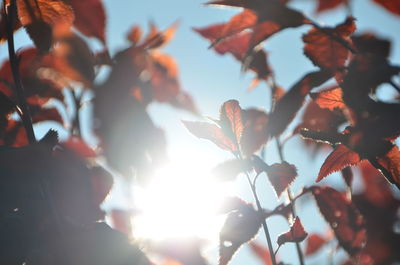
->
[[133, 157, 233, 242]]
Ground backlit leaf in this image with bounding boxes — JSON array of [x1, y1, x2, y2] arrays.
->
[[303, 17, 356, 72], [71, 0, 106, 44], [90, 166, 113, 206], [315, 0, 347, 13], [240, 108, 269, 156], [310, 87, 345, 111], [317, 144, 361, 182], [377, 145, 400, 187], [220, 100, 244, 144], [277, 217, 308, 246], [182, 121, 237, 152], [212, 159, 252, 182], [311, 186, 366, 255]]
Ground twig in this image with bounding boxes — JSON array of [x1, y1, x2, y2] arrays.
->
[[389, 80, 400, 94], [237, 153, 278, 265], [5, 0, 36, 143], [275, 138, 306, 265], [68, 88, 83, 136]]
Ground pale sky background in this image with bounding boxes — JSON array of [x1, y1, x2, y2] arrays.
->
[[1, 0, 400, 264]]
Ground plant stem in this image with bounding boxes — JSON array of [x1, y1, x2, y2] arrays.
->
[[275, 138, 306, 265], [68, 88, 82, 136], [238, 154, 277, 265], [5, 0, 36, 143]]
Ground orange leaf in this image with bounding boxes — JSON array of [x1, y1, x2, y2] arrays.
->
[[277, 217, 308, 246], [182, 121, 237, 152], [220, 100, 244, 144], [62, 137, 97, 158], [310, 87, 345, 111], [311, 186, 366, 255], [303, 17, 356, 72], [377, 145, 400, 187], [266, 162, 297, 198], [317, 144, 361, 182], [17, 0, 75, 52], [305, 233, 327, 256], [71, 0, 106, 44]]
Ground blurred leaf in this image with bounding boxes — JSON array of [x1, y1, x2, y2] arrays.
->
[[310, 87, 345, 111], [277, 217, 308, 246], [305, 233, 327, 256], [266, 161, 297, 198]]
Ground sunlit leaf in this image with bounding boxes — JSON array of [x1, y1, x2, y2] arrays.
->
[[212, 159, 252, 182], [266, 161, 297, 198], [248, 241, 272, 265], [305, 233, 327, 256], [220, 100, 244, 144], [310, 87, 345, 111], [240, 108, 269, 156], [317, 144, 361, 182]]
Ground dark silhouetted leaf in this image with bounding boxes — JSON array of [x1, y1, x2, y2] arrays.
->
[[110, 209, 132, 236], [219, 203, 262, 265], [341, 166, 354, 188], [266, 161, 297, 198], [268, 71, 332, 137], [352, 33, 391, 58], [312, 186, 366, 255], [90, 166, 113, 206], [277, 217, 308, 246]]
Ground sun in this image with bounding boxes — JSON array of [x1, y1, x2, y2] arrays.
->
[[133, 157, 232, 242]]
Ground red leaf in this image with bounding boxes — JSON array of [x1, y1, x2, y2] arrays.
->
[[303, 17, 356, 72], [310, 87, 345, 111], [62, 137, 97, 158], [219, 203, 262, 265], [311, 186, 366, 255], [277, 217, 308, 246], [17, 0, 75, 52], [377, 145, 400, 187], [240, 108, 269, 156], [206, 0, 308, 53], [266, 161, 297, 198], [182, 121, 237, 152], [219, 100, 244, 144], [317, 144, 361, 182], [248, 241, 272, 265], [316, 0, 347, 13], [267, 71, 332, 137], [341, 166, 354, 188], [305, 233, 327, 256], [71, 0, 106, 44], [373, 0, 400, 15]]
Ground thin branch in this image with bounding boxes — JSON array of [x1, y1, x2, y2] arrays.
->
[[5, 0, 36, 143], [238, 154, 278, 265], [389, 80, 400, 94], [68, 88, 83, 136], [275, 138, 306, 265]]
